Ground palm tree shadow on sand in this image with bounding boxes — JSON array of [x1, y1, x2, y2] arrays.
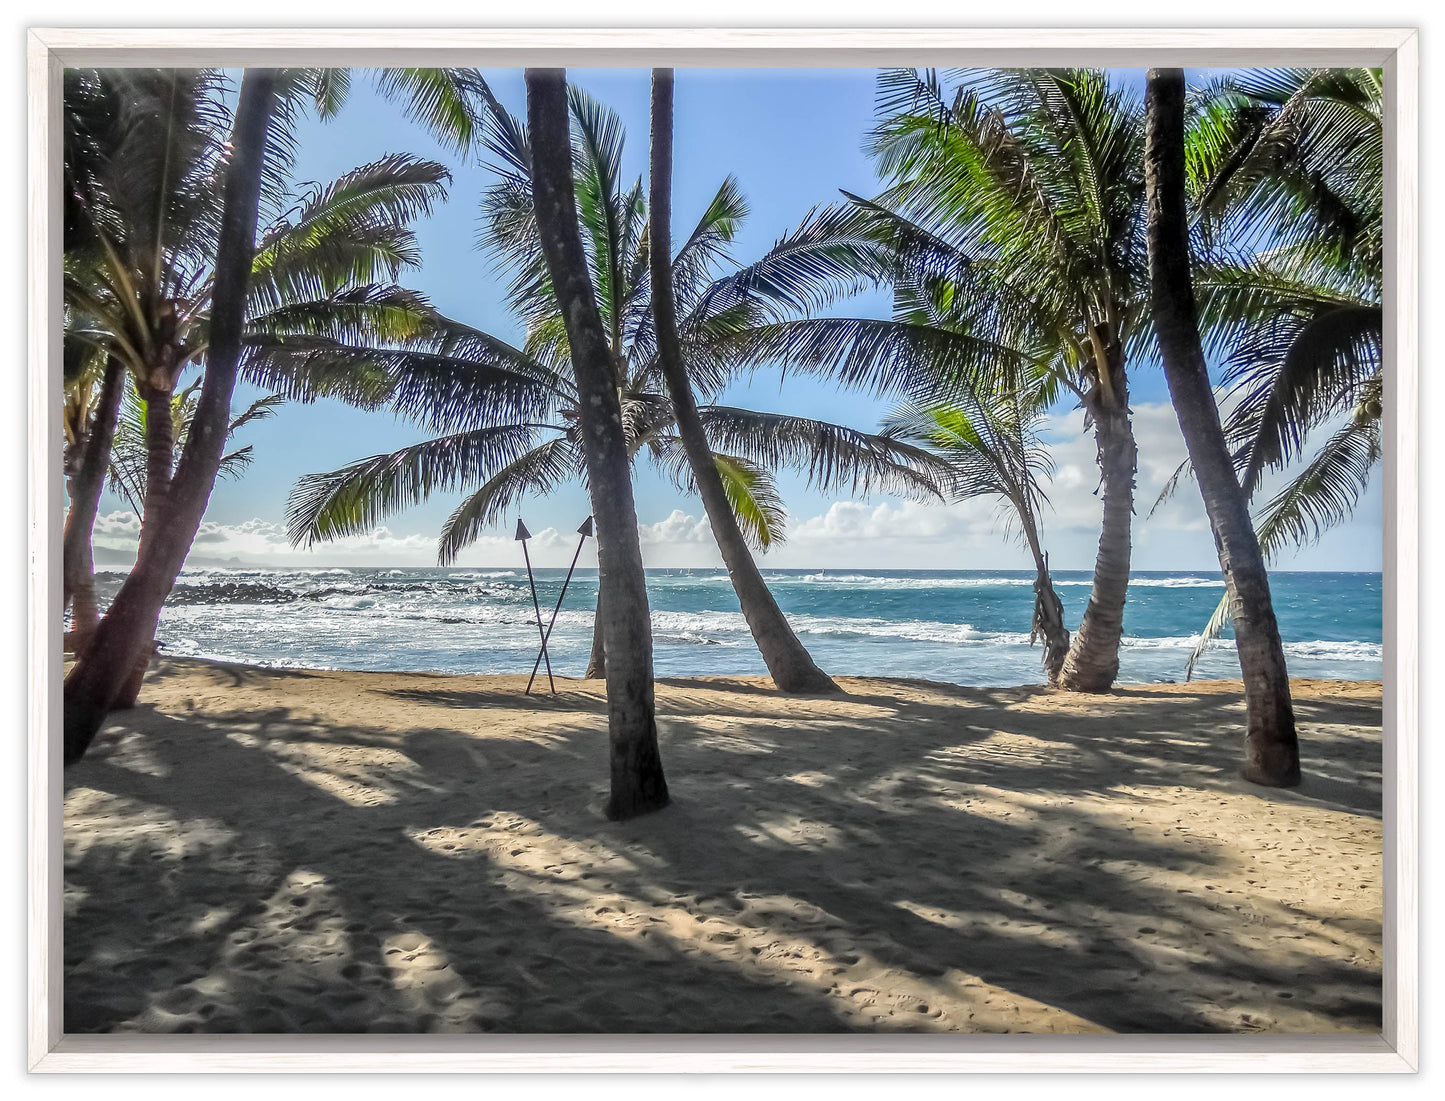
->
[[63, 659, 1382, 1034]]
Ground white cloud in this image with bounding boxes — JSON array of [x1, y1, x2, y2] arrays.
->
[[92, 510, 142, 552], [85, 400, 1381, 573], [791, 499, 958, 542], [90, 510, 609, 570], [639, 508, 713, 546], [758, 398, 1379, 571], [95, 511, 441, 567]]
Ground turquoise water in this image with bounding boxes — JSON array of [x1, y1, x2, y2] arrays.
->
[[102, 566, 1383, 686]]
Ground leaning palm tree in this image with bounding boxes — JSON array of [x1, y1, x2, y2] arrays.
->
[[1144, 67, 1299, 787], [647, 68, 838, 693], [65, 67, 282, 763], [61, 338, 125, 654], [883, 378, 1071, 682], [285, 82, 942, 684], [63, 65, 491, 764], [1155, 67, 1383, 675], [725, 68, 1151, 693], [61, 72, 449, 694]]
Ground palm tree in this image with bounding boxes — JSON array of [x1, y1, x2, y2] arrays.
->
[[882, 379, 1071, 682], [285, 81, 942, 682], [1153, 68, 1383, 675], [527, 67, 668, 821], [61, 70, 450, 692], [647, 69, 838, 694], [725, 68, 1151, 693], [62, 65, 490, 764], [1144, 68, 1300, 787], [64, 68, 283, 763], [62, 348, 125, 654], [97, 381, 286, 708]]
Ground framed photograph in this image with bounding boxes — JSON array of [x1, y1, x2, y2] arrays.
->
[[29, 27, 1417, 1072]]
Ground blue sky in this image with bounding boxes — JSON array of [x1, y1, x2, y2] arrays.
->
[[91, 67, 1382, 572]]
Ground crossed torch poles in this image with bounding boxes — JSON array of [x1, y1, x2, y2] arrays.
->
[[514, 516, 594, 696]]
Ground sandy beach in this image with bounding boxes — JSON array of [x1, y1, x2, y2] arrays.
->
[[63, 657, 1383, 1035]]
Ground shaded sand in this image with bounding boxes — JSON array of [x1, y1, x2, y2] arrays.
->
[[63, 657, 1383, 1034]]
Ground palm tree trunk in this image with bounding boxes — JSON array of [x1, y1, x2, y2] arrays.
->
[[647, 70, 838, 695], [99, 374, 177, 696], [63, 356, 125, 654], [1144, 67, 1300, 787], [135, 378, 176, 557], [62, 444, 81, 616], [586, 588, 606, 678], [63, 68, 280, 765], [527, 68, 669, 820], [1057, 355, 1136, 692], [1020, 516, 1069, 685]]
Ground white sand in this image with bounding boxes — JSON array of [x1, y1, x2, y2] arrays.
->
[[63, 657, 1382, 1034]]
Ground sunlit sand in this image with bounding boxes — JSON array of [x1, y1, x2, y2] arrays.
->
[[63, 657, 1382, 1034]]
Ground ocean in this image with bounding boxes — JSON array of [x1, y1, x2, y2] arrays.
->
[[95, 566, 1384, 687]]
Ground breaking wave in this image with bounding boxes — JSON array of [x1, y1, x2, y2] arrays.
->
[[129, 565, 1379, 684]]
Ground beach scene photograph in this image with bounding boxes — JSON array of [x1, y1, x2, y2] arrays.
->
[[58, 62, 1386, 1036]]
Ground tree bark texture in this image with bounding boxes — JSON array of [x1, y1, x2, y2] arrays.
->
[[63, 69, 281, 764], [648, 69, 839, 695], [100, 376, 179, 698], [1144, 67, 1300, 786], [135, 380, 176, 558], [586, 589, 606, 678], [1020, 518, 1070, 685], [63, 355, 126, 654], [527, 68, 670, 820], [1057, 351, 1137, 693]]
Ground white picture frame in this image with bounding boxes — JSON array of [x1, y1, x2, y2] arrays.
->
[[27, 26, 1419, 1073]]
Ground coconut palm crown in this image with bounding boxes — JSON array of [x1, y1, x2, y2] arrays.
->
[[1183, 67, 1383, 551], [62, 69, 463, 421], [1150, 68, 1383, 677], [714, 68, 1150, 691], [285, 85, 944, 565], [61, 65, 493, 661]]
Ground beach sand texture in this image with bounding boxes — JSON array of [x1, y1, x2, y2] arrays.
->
[[63, 658, 1383, 1034]]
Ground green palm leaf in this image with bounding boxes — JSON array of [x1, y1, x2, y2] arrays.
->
[[712, 453, 787, 550], [736, 317, 1035, 401], [285, 424, 548, 547], [437, 437, 584, 565], [697, 405, 949, 499]]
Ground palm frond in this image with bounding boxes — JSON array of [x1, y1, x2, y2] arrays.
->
[[1181, 411, 1381, 680], [697, 405, 949, 499], [436, 437, 584, 564], [285, 424, 546, 547], [1224, 304, 1382, 493], [1183, 591, 1235, 682], [711, 453, 787, 550], [228, 392, 284, 433], [1251, 412, 1382, 550], [248, 154, 450, 312], [736, 317, 1036, 401], [217, 444, 256, 481], [369, 68, 493, 153], [711, 201, 895, 315]]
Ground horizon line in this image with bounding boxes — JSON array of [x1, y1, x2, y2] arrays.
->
[[106, 562, 1387, 575]]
